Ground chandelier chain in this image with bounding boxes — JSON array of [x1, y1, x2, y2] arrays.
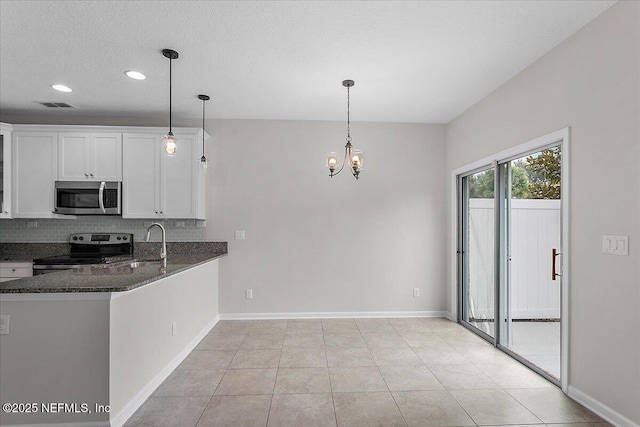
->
[[346, 86, 351, 142]]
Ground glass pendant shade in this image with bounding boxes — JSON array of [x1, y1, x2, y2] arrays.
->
[[326, 152, 338, 172], [200, 156, 208, 171], [350, 149, 364, 171], [164, 132, 177, 156]]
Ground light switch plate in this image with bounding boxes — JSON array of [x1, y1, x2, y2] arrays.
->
[[0, 314, 10, 335], [235, 230, 246, 240], [603, 235, 629, 256]]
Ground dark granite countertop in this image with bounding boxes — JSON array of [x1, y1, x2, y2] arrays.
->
[[0, 252, 227, 294]]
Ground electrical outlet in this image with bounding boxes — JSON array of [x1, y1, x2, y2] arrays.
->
[[413, 288, 420, 297], [235, 230, 246, 240], [245, 289, 253, 299], [172, 321, 177, 337], [175, 220, 185, 228], [27, 221, 37, 228], [0, 315, 10, 335]]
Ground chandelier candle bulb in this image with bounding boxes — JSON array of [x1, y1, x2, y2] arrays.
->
[[327, 152, 338, 172]]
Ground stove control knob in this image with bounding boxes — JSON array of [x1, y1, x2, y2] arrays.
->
[[123, 236, 128, 240], [72, 236, 78, 241], [79, 236, 84, 241], [117, 236, 121, 240]]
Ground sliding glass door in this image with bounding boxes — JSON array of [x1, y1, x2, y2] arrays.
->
[[458, 142, 564, 385], [460, 167, 496, 339], [499, 146, 562, 380]]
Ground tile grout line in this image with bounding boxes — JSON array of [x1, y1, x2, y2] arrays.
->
[[193, 324, 247, 426], [264, 321, 286, 427]]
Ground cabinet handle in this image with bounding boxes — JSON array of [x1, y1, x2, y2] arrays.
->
[[85, 173, 89, 177], [155, 211, 158, 214], [90, 173, 94, 177], [160, 211, 163, 214]]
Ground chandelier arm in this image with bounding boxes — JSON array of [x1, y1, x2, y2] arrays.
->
[[332, 146, 350, 177]]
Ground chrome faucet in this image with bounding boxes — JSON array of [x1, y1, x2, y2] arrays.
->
[[145, 223, 167, 268]]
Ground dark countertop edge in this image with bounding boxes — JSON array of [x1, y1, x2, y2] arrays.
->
[[0, 253, 227, 295]]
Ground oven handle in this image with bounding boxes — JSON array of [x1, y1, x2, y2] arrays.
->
[[99, 181, 106, 213]]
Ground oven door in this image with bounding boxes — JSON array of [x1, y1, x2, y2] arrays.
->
[[54, 181, 121, 215]]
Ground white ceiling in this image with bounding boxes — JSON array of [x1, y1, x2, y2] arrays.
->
[[0, 0, 615, 124]]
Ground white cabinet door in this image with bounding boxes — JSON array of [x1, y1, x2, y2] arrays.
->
[[13, 132, 58, 218], [162, 134, 199, 218], [91, 133, 122, 181], [59, 132, 122, 181], [58, 133, 89, 180], [122, 133, 161, 218], [0, 126, 12, 218]]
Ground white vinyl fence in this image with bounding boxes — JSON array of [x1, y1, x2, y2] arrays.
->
[[468, 198, 561, 320]]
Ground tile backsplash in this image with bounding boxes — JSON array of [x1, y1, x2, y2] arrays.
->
[[0, 218, 206, 243]]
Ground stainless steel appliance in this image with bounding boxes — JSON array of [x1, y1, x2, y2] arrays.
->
[[33, 233, 133, 275], [54, 181, 122, 215]]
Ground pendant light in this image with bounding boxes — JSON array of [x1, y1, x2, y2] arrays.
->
[[197, 94, 210, 172], [162, 48, 179, 156], [326, 79, 364, 180]]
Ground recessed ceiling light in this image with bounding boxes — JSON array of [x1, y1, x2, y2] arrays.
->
[[51, 84, 72, 93], [125, 70, 146, 80], [51, 84, 72, 92]]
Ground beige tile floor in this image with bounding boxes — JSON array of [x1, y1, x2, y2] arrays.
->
[[124, 318, 609, 427]]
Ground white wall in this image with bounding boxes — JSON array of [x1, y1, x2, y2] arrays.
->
[[110, 260, 219, 425], [206, 119, 447, 315], [0, 297, 110, 425], [446, 1, 640, 424]]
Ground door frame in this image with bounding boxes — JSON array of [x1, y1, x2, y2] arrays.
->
[[450, 127, 570, 393]]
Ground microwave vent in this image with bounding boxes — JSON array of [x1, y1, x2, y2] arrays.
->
[[39, 102, 77, 108]]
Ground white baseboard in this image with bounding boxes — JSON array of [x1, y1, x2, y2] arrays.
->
[[444, 311, 456, 321], [568, 385, 639, 427], [219, 311, 449, 320], [109, 314, 219, 427], [2, 423, 109, 427]]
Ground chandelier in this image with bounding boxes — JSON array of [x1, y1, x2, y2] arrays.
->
[[326, 79, 364, 180]]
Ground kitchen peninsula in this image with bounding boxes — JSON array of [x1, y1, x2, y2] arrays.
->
[[0, 245, 227, 427]]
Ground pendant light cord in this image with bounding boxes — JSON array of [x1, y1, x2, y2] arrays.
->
[[169, 57, 173, 134], [202, 98, 206, 156]]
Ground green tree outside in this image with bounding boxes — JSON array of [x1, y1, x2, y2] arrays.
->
[[468, 147, 561, 200]]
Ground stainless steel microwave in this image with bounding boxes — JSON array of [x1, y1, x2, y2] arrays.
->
[[54, 181, 122, 215]]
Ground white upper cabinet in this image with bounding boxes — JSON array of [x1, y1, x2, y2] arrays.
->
[[0, 123, 12, 218], [59, 132, 122, 181], [122, 133, 161, 218], [123, 131, 204, 219], [12, 131, 58, 218]]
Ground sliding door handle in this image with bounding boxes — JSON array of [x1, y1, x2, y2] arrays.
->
[[552, 248, 562, 280]]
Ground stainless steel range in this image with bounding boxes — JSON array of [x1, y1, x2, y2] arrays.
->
[[33, 233, 134, 275]]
